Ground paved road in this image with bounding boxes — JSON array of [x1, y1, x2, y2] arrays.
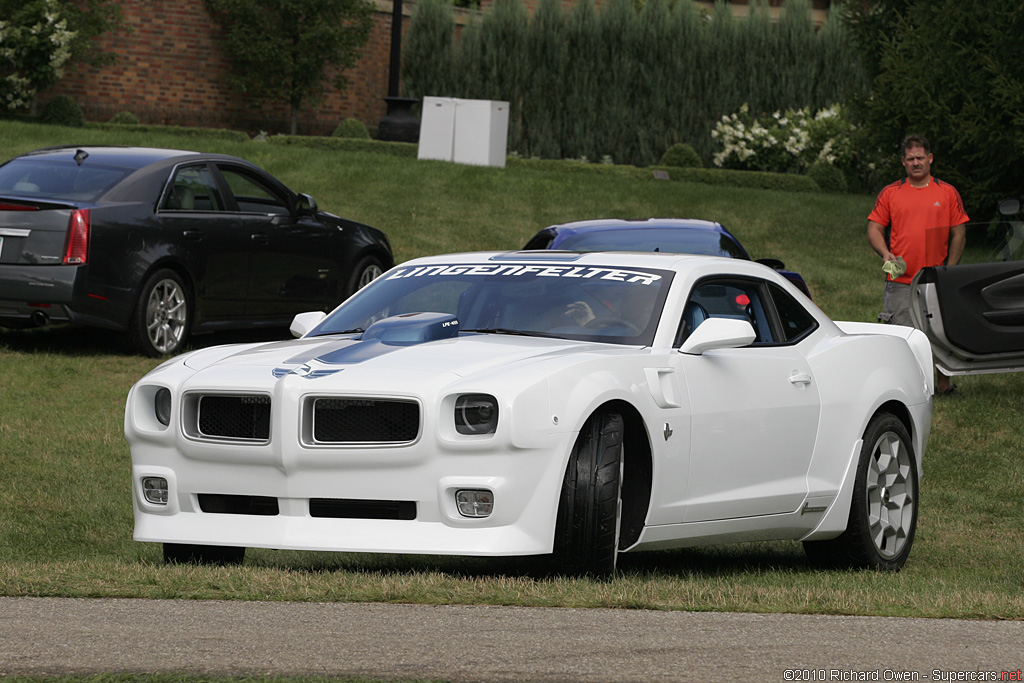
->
[[1, 597, 1021, 681]]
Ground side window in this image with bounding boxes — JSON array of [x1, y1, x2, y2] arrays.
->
[[162, 165, 223, 212], [675, 278, 774, 346], [768, 282, 819, 342], [218, 166, 289, 215]]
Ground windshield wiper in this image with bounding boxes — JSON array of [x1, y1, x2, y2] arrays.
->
[[462, 328, 561, 339]]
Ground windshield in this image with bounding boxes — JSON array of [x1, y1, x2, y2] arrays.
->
[[555, 227, 749, 259], [0, 159, 132, 202], [311, 261, 674, 346]]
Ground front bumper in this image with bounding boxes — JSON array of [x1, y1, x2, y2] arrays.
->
[[130, 442, 571, 556]]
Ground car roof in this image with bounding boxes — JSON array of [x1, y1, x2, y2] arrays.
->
[[546, 218, 727, 233], [19, 146, 202, 170]]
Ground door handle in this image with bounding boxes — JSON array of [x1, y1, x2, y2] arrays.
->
[[251, 234, 269, 245], [789, 372, 812, 385]]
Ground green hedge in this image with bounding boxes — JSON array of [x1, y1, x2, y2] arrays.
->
[[266, 134, 417, 157], [85, 121, 250, 142]]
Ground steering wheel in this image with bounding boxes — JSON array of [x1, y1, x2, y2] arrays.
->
[[585, 316, 642, 335]]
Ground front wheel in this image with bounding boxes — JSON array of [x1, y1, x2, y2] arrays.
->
[[804, 413, 918, 571], [550, 410, 624, 578], [128, 269, 191, 357]]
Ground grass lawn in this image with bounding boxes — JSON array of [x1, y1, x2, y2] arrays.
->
[[1, 121, 1022, 620]]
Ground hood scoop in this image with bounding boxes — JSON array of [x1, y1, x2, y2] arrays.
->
[[315, 312, 460, 366]]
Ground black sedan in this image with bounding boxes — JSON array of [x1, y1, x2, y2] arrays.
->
[[0, 146, 393, 355]]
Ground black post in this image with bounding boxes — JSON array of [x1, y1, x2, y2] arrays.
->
[[377, 0, 420, 143]]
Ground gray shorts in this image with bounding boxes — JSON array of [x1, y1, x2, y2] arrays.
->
[[879, 280, 913, 326]]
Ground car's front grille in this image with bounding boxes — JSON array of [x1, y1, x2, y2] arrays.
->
[[311, 397, 419, 444], [198, 494, 279, 516], [310, 498, 417, 520], [191, 394, 271, 442]]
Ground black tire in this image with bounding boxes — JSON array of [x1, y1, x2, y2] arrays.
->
[[346, 255, 385, 298], [803, 412, 918, 571], [163, 543, 245, 566], [128, 269, 191, 357], [551, 410, 624, 578]]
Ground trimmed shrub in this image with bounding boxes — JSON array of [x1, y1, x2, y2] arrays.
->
[[808, 159, 847, 193], [109, 111, 140, 125], [660, 143, 703, 168], [332, 117, 371, 139], [40, 95, 84, 127]]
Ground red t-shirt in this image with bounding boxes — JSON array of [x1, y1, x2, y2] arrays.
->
[[868, 177, 970, 284]]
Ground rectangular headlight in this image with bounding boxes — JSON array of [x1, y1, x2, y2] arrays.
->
[[454, 394, 498, 435]]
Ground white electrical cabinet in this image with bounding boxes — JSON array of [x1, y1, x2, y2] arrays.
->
[[417, 97, 509, 168]]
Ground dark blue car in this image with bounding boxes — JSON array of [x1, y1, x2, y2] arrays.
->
[[523, 218, 811, 298]]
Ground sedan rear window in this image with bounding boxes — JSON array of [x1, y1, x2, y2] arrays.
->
[[555, 227, 748, 259], [0, 159, 131, 202]]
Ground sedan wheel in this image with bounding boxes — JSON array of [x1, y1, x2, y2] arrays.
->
[[803, 412, 918, 571], [348, 256, 385, 297], [129, 269, 191, 357]]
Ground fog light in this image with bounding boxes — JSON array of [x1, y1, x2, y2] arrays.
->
[[455, 489, 493, 518], [142, 476, 168, 505]]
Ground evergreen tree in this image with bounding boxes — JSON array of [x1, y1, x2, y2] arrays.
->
[[666, 1, 705, 158], [562, 0, 600, 160], [402, 0, 456, 100], [479, 0, 529, 149], [634, 0, 674, 165], [522, 0, 567, 158], [595, 0, 638, 163]]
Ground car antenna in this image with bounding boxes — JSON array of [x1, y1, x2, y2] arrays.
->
[[74, 149, 89, 166]]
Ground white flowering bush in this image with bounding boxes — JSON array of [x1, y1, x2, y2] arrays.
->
[[0, 0, 76, 112], [711, 103, 855, 175]]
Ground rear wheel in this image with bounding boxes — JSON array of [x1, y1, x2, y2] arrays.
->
[[551, 410, 624, 578], [163, 543, 245, 566], [347, 256, 384, 297], [128, 269, 191, 356], [804, 413, 918, 571]]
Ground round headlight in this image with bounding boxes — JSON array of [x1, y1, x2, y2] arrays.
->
[[455, 394, 498, 435], [154, 387, 172, 426]]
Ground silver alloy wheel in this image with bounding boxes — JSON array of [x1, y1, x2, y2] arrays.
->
[[865, 429, 915, 559], [145, 278, 188, 354], [358, 263, 383, 290]]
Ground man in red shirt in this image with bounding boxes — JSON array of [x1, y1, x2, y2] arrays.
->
[[867, 134, 969, 395]]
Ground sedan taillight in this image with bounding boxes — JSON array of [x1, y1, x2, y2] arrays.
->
[[63, 209, 90, 265]]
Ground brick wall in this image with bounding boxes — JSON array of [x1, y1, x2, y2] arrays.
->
[[50, 0, 405, 136]]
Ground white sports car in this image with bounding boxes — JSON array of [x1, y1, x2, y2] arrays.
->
[[125, 251, 933, 575]]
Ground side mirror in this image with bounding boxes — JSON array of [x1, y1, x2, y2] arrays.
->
[[290, 311, 327, 338], [297, 193, 319, 216], [998, 198, 1021, 217], [755, 257, 786, 271], [679, 317, 756, 355]]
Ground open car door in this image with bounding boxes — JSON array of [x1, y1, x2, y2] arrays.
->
[[911, 199, 1024, 375]]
